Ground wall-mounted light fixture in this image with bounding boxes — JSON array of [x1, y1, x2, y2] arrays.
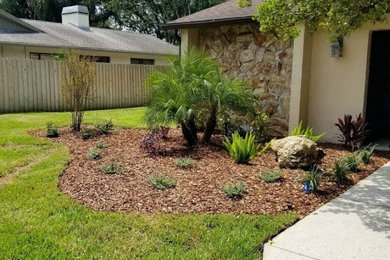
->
[[331, 37, 343, 58]]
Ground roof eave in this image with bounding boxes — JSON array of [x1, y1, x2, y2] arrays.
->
[[0, 10, 41, 33], [164, 16, 254, 30]]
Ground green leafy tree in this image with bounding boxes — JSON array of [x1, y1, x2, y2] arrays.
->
[[145, 48, 255, 146], [0, 0, 115, 27], [238, 0, 390, 41], [108, 0, 225, 44]]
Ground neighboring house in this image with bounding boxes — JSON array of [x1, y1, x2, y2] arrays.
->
[[0, 5, 178, 65], [166, 0, 390, 143]]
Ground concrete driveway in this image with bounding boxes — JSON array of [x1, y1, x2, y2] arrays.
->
[[263, 163, 390, 260]]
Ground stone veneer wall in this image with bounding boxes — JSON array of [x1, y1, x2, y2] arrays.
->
[[198, 23, 293, 136]]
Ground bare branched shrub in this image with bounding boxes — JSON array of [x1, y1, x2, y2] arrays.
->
[[61, 52, 96, 131]]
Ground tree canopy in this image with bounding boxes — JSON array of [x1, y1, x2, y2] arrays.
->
[[108, 0, 225, 44], [238, 0, 390, 41], [0, 0, 116, 27]]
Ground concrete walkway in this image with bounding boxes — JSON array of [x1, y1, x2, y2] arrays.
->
[[263, 162, 390, 260]]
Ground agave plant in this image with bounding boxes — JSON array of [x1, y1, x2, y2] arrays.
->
[[335, 114, 367, 150]]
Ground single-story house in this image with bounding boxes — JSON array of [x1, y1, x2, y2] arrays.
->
[[0, 5, 178, 65], [166, 0, 390, 144]]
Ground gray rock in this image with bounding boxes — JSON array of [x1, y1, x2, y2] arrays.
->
[[271, 136, 325, 168]]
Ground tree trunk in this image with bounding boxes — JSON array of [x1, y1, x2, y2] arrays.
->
[[202, 111, 217, 143], [188, 114, 198, 142], [181, 122, 197, 146], [71, 111, 84, 131]]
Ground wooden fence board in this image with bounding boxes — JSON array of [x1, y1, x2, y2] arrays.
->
[[0, 59, 170, 114]]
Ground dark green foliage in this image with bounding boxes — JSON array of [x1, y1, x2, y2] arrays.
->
[[299, 166, 321, 192], [100, 161, 121, 174], [108, 0, 225, 44], [46, 122, 59, 138], [96, 140, 106, 149], [356, 145, 376, 164], [88, 150, 101, 160], [250, 112, 270, 142], [345, 155, 360, 172], [174, 158, 195, 168], [81, 128, 95, 140], [149, 174, 176, 190], [239, 0, 390, 42], [334, 159, 350, 182], [95, 119, 113, 135], [291, 121, 326, 143], [261, 170, 282, 183], [223, 182, 247, 199], [145, 48, 255, 146]]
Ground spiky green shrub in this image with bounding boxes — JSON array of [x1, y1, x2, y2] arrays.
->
[[334, 159, 350, 182], [345, 155, 360, 172], [81, 128, 95, 140], [356, 145, 376, 164], [100, 161, 121, 174], [223, 182, 247, 199], [95, 119, 113, 135], [46, 122, 59, 138], [96, 140, 106, 149], [291, 121, 326, 142], [261, 170, 282, 183], [149, 174, 176, 190], [223, 132, 258, 164], [174, 158, 195, 168], [88, 150, 101, 160]]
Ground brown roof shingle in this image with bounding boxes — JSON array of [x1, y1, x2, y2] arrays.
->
[[165, 0, 263, 29]]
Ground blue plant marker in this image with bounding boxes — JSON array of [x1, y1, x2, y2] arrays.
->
[[304, 181, 311, 194]]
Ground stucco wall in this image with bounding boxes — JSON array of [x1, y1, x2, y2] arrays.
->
[[196, 23, 293, 136], [304, 17, 390, 142], [0, 44, 171, 65]]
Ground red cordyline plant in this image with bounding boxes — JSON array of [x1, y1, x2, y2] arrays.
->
[[335, 114, 367, 151]]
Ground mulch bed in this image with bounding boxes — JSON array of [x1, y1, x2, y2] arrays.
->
[[32, 128, 390, 217]]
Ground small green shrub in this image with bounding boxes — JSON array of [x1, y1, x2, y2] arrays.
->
[[88, 150, 101, 160], [345, 155, 360, 172], [356, 145, 376, 164], [174, 158, 195, 168], [261, 170, 282, 183], [223, 182, 247, 199], [250, 112, 269, 142], [149, 174, 176, 190], [224, 132, 270, 164], [297, 166, 321, 193], [291, 121, 326, 143], [46, 122, 59, 138], [81, 128, 95, 140], [334, 159, 350, 182], [96, 140, 106, 149], [100, 161, 121, 174], [95, 119, 113, 135]]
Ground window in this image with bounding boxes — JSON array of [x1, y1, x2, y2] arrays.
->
[[30, 52, 56, 60], [131, 58, 155, 65], [80, 55, 110, 63]]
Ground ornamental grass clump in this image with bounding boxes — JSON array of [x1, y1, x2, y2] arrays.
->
[[356, 145, 376, 164], [46, 122, 59, 138], [87, 149, 101, 160], [174, 158, 195, 168], [345, 155, 360, 173], [100, 161, 121, 174], [261, 170, 282, 183], [149, 174, 176, 190], [223, 182, 247, 199], [96, 140, 106, 149], [223, 132, 270, 164], [95, 119, 114, 135], [334, 159, 350, 182], [81, 128, 95, 140]]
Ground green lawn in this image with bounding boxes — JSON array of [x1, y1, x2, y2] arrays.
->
[[0, 108, 297, 259]]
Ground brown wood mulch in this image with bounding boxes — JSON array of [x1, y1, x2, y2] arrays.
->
[[32, 128, 390, 217]]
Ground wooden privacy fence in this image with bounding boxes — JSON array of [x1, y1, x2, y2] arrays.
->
[[0, 59, 170, 114]]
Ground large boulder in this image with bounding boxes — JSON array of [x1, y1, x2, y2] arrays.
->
[[271, 136, 325, 168]]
